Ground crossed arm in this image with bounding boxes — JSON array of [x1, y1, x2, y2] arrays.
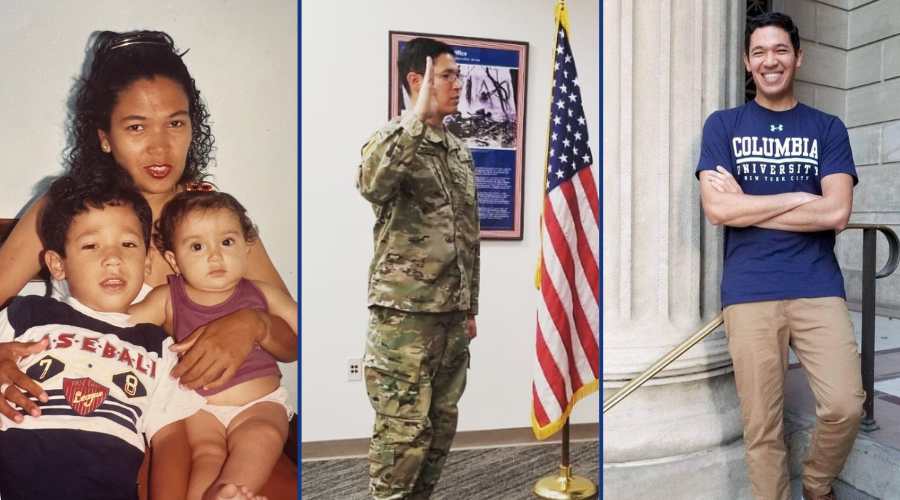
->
[[700, 166, 853, 232]]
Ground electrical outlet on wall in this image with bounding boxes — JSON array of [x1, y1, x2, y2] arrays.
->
[[347, 357, 362, 381]]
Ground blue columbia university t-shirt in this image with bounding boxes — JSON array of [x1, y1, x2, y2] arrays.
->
[[695, 100, 857, 308]]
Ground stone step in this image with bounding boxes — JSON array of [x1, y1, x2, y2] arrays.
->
[[786, 410, 900, 499], [790, 479, 878, 500]]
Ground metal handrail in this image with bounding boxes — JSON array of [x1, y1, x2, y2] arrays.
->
[[602, 314, 723, 414], [845, 223, 900, 278], [845, 223, 900, 430], [603, 223, 900, 418]]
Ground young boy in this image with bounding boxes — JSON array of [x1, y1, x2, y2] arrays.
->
[[0, 174, 204, 500]]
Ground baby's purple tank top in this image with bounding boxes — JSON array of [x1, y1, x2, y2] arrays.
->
[[168, 274, 281, 397]]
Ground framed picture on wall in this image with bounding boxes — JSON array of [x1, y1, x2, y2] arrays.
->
[[389, 31, 529, 240]]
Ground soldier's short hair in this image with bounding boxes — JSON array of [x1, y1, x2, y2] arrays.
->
[[398, 37, 456, 94]]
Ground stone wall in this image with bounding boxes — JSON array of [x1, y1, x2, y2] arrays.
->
[[775, 0, 900, 313]]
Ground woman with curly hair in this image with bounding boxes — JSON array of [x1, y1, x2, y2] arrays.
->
[[0, 30, 297, 499]]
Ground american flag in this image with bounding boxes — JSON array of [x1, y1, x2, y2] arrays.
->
[[532, 1, 600, 440]]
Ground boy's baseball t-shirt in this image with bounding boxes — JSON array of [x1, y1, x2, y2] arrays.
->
[[696, 100, 857, 308], [0, 294, 203, 500]]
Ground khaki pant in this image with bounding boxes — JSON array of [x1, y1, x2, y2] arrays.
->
[[723, 297, 864, 500], [364, 307, 470, 500]]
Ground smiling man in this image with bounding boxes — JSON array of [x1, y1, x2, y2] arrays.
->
[[356, 38, 480, 500], [695, 13, 862, 500]]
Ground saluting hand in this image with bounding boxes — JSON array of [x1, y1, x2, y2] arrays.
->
[[413, 56, 440, 123]]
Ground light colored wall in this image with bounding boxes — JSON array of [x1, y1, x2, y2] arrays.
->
[[775, 0, 900, 312], [0, 1, 299, 407], [301, 0, 600, 442]]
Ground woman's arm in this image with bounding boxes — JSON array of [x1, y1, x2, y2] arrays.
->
[[148, 419, 192, 500], [0, 196, 51, 421], [253, 280, 298, 335], [168, 310, 297, 390], [244, 237, 290, 296], [0, 196, 48, 310]]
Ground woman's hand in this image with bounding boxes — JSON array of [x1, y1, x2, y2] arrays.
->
[[168, 309, 296, 391], [0, 338, 50, 426]]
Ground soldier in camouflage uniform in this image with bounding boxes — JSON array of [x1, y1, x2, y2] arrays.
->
[[357, 38, 480, 500]]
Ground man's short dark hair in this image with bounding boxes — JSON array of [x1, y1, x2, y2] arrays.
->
[[745, 12, 800, 55], [41, 171, 152, 258], [397, 37, 456, 94]]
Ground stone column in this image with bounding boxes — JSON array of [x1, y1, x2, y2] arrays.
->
[[602, 0, 751, 497]]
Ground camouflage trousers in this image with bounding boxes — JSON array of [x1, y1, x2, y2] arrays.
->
[[364, 306, 470, 500]]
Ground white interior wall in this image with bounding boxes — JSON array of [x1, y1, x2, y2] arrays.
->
[[301, 0, 600, 442], [0, 0, 299, 408]]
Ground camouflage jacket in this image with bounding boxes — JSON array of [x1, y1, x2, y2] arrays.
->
[[358, 112, 480, 314]]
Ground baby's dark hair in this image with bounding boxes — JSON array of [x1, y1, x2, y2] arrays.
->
[[67, 30, 215, 185], [41, 171, 152, 258], [154, 190, 258, 254]]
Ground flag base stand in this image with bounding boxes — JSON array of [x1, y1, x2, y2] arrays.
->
[[532, 465, 598, 499], [532, 419, 597, 499]]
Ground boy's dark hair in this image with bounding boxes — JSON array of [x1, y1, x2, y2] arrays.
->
[[397, 37, 456, 94], [745, 12, 800, 55], [67, 30, 215, 186], [154, 190, 258, 254], [41, 171, 152, 258]]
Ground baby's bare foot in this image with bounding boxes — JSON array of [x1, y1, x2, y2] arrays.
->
[[234, 485, 266, 500], [203, 483, 251, 500]]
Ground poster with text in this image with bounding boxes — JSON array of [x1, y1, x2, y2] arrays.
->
[[389, 31, 529, 240]]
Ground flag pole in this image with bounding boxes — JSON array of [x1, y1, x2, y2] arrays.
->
[[532, 1, 598, 498], [532, 418, 597, 499]]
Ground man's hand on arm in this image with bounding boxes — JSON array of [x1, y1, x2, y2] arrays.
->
[[708, 167, 852, 232], [700, 166, 819, 227]]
